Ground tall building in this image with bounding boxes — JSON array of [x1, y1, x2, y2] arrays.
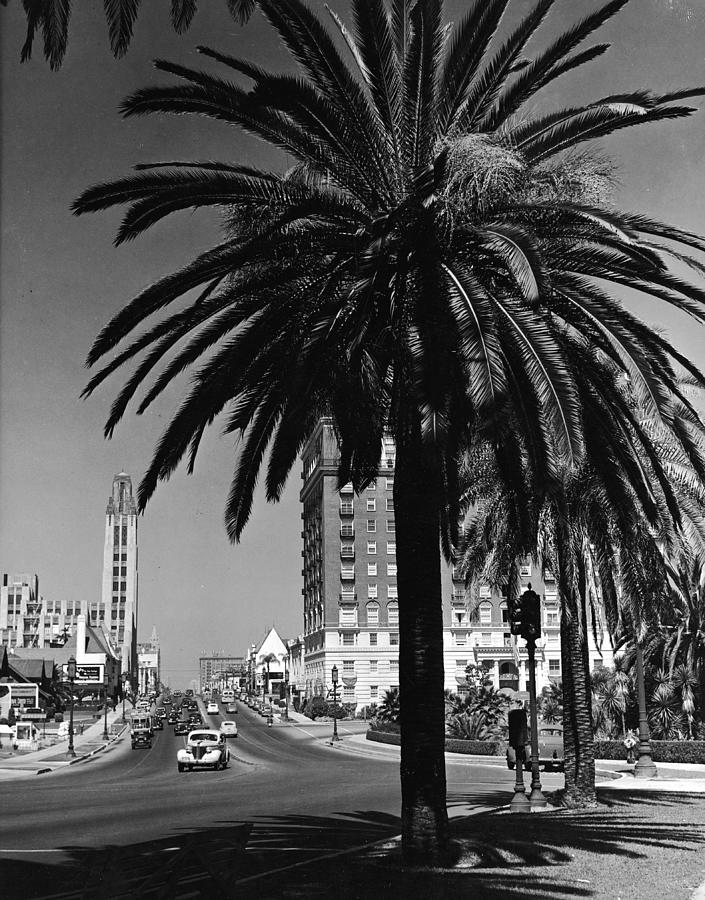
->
[[199, 653, 245, 694], [99, 472, 138, 678], [299, 419, 612, 710]]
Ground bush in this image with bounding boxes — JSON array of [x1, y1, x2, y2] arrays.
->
[[594, 739, 705, 764], [303, 696, 328, 720], [366, 729, 506, 756], [369, 719, 400, 734]]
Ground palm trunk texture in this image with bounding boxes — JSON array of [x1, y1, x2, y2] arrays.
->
[[560, 600, 597, 807], [394, 436, 450, 865]]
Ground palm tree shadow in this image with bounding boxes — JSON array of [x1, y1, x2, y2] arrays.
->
[[4, 796, 703, 899]]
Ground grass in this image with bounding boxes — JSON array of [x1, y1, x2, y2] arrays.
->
[[249, 791, 705, 899]]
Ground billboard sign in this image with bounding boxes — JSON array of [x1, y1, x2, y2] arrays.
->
[[61, 663, 105, 684]]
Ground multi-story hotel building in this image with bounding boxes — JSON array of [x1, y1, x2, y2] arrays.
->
[[137, 626, 161, 695], [199, 653, 245, 694], [98, 472, 138, 678], [299, 419, 612, 710]]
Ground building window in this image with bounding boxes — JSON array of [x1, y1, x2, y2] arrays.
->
[[387, 541, 396, 555], [390, 632, 399, 646], [366, 602, 380, 625], [369, 632, 378, 646], [113, 552, 120, 561], [343, 660, 355, 674], [385, 498, 394, 511], [341, 543, 355, 558], [367, 498, 376, 511], [343, 687, 355, 702], [388, 585, 398, 600], [112, 581, 119, 591], [367, 519, 377, 533], [113, 566, 119, 576], [479, 602, 492, 626], [339, 605, 357, 626], [387, 563, 397, 576], [122, 526, 127, 543], [500, 602, 509, 625], [340, 482, 353, 494], [367, 541, 377, 554], [386, 520, 395, 532], [114, 526, 120, 544], [368, 584, 378, 599], [480, 632, 492, 645], [390, 660, 399, 673], [387, 601, 399, 625], [341, 632, 356, 646], [454, 632, 467, 646], [367, 482, 377, 491], [519, 562, 532, 578], [367, 562, 377, 576], [545, 606, 559, 627], [121, 567, 127, 576], [370, 684, 379, 699], [385, 478, 394, 490], [548, 659, 561, 674], [369, 660, 378, 673]]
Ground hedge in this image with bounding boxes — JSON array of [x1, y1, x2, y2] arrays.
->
[[366, 730, 506, 756], [594, 739, 705, 764]]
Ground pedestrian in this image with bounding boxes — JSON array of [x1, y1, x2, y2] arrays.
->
[[623, 729, 638, 764]]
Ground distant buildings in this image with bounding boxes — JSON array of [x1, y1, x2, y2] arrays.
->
[[98, 472, 139, 679], [137, 626, 161, 695], [199, 653, 245, 694], [0, 573, 84, 649]]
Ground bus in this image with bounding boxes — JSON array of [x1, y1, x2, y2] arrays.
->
[[221, 689, 235, 704]]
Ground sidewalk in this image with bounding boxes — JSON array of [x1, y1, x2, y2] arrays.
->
[[0, 708, 128, 778]]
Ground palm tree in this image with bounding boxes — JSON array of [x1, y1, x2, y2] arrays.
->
[[377, 687, 400, 724], [259, 652, 278, 697], [74, 0, 705, 860], [4, 0, 257, 70]]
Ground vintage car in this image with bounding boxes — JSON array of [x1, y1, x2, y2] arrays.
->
[[174, 720, 189, 735], [206, 701, 220, 715], [225, 703, 238, 715], [177, 730, 230, 772], [506, 725, 564, 771], [219, 720, 238, 738]]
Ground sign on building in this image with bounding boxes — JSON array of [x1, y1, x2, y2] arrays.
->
[[61, 663, 105, 684]]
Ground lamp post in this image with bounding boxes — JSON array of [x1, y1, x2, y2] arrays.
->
[[102, 678, 110, 741], [66, 655, 76, 758], [330, 665, 340, 743], [283, 665, 290, 722], [634, 642, 657, 779], [121, 672, 127, 722], [526, 638, 547, 808]]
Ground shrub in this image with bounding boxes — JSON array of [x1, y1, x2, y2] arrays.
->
[[303, 696, 328, 720], [366, 729, 505, 756], [367, 730, 400, 746], [594, 739, 705, 763], [369, 719, 400, 734]]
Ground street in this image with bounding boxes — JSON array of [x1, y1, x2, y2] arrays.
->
[[0, 699, 555, 898]]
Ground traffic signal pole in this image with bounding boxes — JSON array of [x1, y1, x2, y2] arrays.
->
[[526, 638, 547, 809]]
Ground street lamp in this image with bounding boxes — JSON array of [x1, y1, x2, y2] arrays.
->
[[102, 677, 110, 741], [121, 672, 127, 723], [66, 655, 77, 758], [634, 642, 657, 779], [330, 665, 341, 743]]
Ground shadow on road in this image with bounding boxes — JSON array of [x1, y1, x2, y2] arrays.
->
[[3, 794, 703, 899]]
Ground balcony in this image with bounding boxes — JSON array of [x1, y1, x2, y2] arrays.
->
[[340, 566, 355, 581], [340, 501, 354, 516], [339, 592, 357, 604], [340, 523, 354, 538], [342, 674, 357, 687], [339, 482, 354, 495], [340, 544, 355, 559]]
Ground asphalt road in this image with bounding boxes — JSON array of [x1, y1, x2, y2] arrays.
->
[[0, 697, 554, 898]]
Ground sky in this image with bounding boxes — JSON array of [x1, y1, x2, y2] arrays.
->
[[2, 0, 705, 688]]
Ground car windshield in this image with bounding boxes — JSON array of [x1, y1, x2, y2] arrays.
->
[[190, 733, 218, 742]]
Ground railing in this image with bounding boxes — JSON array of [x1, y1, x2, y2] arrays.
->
[[340, 566, 355, 580], [339, 502, 354, 516]]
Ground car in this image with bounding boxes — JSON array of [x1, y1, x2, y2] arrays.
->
[[507, 726, 564, 771], [177, 730, 230, 772], [225, 704, 238, 715], [219, 720, 238, 738], [206, 702, 220, 715], [152, 716, 164, 730], [174, 720, 189, 735], [155, 707, 167, 719], [189, 714, 203, 725]]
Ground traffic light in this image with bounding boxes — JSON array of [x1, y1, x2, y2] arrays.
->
[[509, 599, 523, 636], [519, 586, 542, 641]]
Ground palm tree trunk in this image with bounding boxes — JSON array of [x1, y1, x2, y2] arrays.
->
[[560, 596, 597, 807], [394, 432, 450, 866]]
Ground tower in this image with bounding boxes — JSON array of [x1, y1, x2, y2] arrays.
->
[[99, 472, 138, 678]]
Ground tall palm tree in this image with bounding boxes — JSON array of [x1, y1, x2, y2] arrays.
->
[[74, 0, 705, 860]]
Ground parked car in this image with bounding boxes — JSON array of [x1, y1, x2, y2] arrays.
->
[[206, 702, 220, 715], [177, 730, 230, 772], [219, 720, 238, 738], [506, 726, 564, 771]]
